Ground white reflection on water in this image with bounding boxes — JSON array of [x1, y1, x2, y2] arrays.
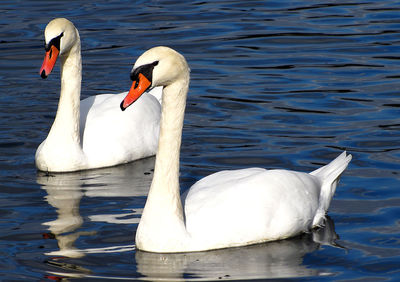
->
[[37, 157, 155, 258], [37, 157, 340, 280], [41, 221, 339, 280], [135, 219, 339, 280]]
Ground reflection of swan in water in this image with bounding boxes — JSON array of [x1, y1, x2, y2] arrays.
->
[[38, 157, 155, 258], [41, 179, 88, 258], [42, 216, 340, 280], [135, 217, 339, 280]]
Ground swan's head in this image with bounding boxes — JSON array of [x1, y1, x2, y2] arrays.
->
[[120, 46, 189, 111], [39, 18, 79, 79]]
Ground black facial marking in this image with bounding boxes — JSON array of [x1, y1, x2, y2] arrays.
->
[[130, 61, 159, 85], [44, 32, 64, 52]]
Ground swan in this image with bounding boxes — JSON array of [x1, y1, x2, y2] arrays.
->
[[121, 46, 352, 253], [36, 18, 161, 172]]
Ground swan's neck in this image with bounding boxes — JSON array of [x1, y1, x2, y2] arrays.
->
[[47, 40, 82, 145], [152, 80, 187, 198], [136, 77, 190, 252]]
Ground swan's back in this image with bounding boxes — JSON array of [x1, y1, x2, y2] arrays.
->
[[183, 152, 351, 250], [80, 92, 161, 168]]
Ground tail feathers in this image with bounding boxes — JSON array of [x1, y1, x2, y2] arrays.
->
[[311, 151, 352, 226], [310, 151, 351, 179]]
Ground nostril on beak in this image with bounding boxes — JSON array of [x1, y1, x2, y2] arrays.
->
[[40, 70, 47, 79]]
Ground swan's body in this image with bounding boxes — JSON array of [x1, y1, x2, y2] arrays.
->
[[121, 46, 352, 253], [36, 18, 161, 172]]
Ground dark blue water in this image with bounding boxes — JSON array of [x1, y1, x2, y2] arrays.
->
[[0, 0, 399, 280]]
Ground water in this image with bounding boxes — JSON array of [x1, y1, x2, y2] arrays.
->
[[0, 0, 399, 280]]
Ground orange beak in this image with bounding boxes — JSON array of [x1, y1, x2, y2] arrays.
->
[[120, 73, 152, 111], [40, 45, 60, 79]]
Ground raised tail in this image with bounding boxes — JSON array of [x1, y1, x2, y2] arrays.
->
[[310, 151, 352, 226]]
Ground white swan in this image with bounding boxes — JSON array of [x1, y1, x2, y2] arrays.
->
[[36, 18, 161, 172], [121, 46, 352, 253]]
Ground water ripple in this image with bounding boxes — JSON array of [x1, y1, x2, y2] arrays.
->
[[0, 0, 399, 280]]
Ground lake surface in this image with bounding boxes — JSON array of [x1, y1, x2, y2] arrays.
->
[[0, 0, 399, 280]]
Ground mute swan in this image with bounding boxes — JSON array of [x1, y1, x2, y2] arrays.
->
[[36, 18, 161, 172], [121, 46, 352, 253]]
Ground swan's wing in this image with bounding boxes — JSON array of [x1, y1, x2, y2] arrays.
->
[[184, 168, 321, 246], [80, 91, 161, 168], [80, 94, 112, 140], [148, 86, 163, 104]]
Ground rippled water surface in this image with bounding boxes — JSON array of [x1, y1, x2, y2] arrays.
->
[[0, 0, 399, 280]]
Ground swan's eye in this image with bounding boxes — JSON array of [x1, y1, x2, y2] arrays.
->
[[45, 32, 64, 52], [130, 61, 159, 84], [134, 80, 139, 89]]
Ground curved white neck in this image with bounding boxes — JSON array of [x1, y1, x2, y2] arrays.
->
[[152, 79, 187, 197], [136, 77, 190, 252], [47, 40, 82, 145]]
